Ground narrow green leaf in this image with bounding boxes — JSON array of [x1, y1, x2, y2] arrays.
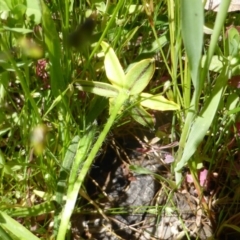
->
[[141, 35, 168, 54], [75, 80, 119, 97], [0, 211, 40, 240], [0, 225, 13, 240], [129, 165, 176, 188], [57, 90, 129, 240], [125, 59, 155, 94], [101, 41, 125, 88], [129, 164, 153, 174], [140, 93, 180, 110], [130, 105, 155, 128], [55, 136, 80, 208], [175, 0, 231, 185], [40, 0, 65, 96], [86, 96, 108, 123], [175, 67, 228, 173], [219, 224, 240, 233], [43, 87, 70, 118], [3, 27, 33, 33], [120, 26, 140, 51], [201, 0, 231, 81], [181, 0, 203, 90], [57, 124, 97, 240], [54, 136, 81, 236], [6, 202, 55, 218]]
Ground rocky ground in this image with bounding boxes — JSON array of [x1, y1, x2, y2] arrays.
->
[[71, 133, 213, 240]]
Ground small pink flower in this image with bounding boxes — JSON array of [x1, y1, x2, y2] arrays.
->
[[199, 169, 208, 187], [185, 168, 208, 187], [186, 173, 194, 183], [36, 59, 50, 89], [164, 153, 174, 164]]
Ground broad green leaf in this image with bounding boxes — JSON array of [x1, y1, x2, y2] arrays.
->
[[0, 211, 40, 240], [227, 27, 240, 56], [175, 67, 228, 173], [201, 55, 224, 72], [130, 105, 155, 128], [26, 0, 42, 24], [101, 41, 125, 88], [125, 59, 155, 94], [128, 4, 144, 14], [0, 0, 11, 10], [75, 80, 119, 97], [11, 4, 26, 20], [140, 93, 180, 111], [181, 0, 203, 90]]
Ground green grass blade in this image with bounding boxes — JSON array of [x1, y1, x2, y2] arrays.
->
[[175, 66, 228, 173], [56, 124, 97, 240], [87, 0, 125, 63], [181, 0, 203, 91], [0, 225, 13, 240], [5, 202, 55, 218], [201, 0, 231, 82], [175, 0, 232, 185], [40, 0, 66, 97], [85, 96, 108, 124], [57, 91, 128, 240], [0, 39, 41, 122], [54, 135, 80, 236], [0, 211, 40, 240], [218, 223, 240, 235]]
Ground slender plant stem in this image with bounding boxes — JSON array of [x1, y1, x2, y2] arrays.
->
[[56, 91, 128, 240], [0, 38, 41, 122]]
